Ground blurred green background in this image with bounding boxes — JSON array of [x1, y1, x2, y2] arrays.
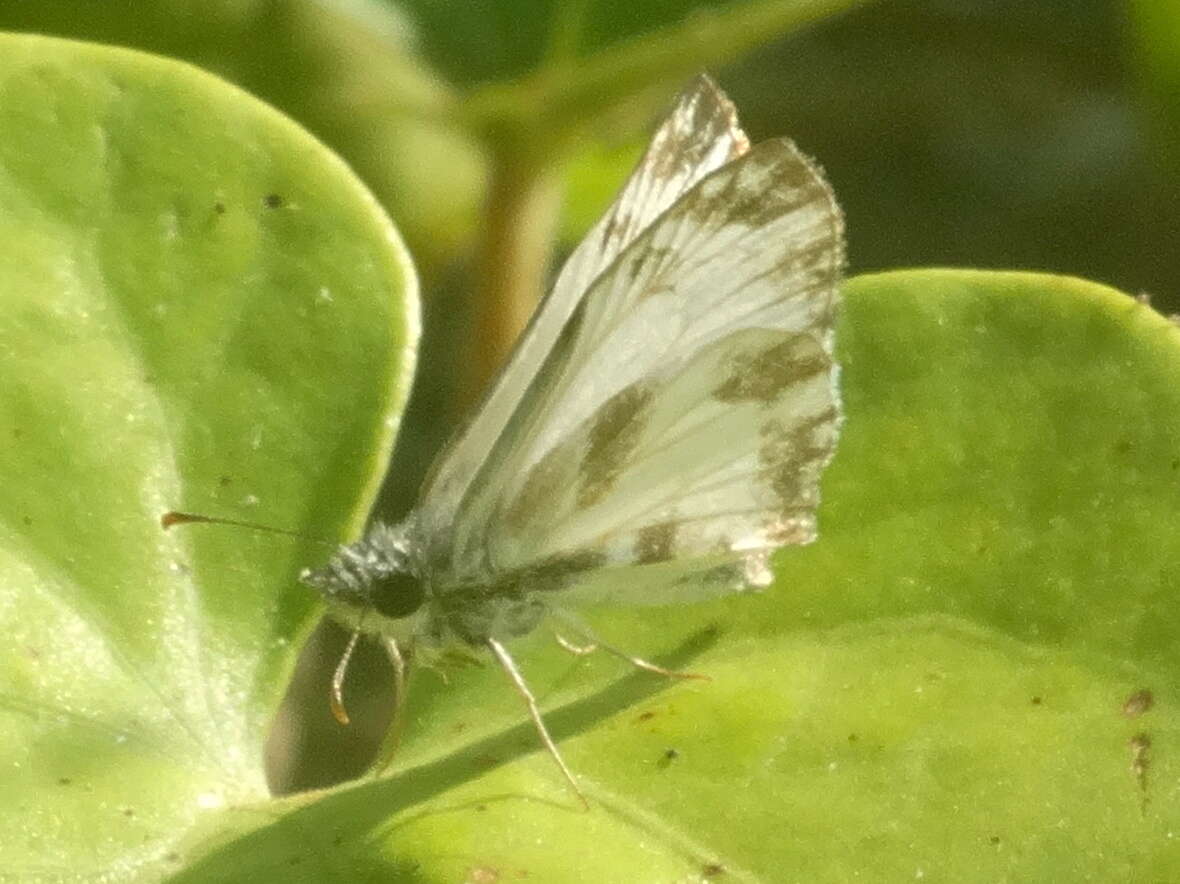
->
[[4, 0, 1175, 792]]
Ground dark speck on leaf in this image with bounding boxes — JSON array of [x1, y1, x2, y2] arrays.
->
[[57, 777, 71, 786], [1030, 696, 1042, 706], [1122, 688, 1154, 718], [213, 201, 226, 215], [264, 193, 285, 209], [1129, 731, 1151, 806]]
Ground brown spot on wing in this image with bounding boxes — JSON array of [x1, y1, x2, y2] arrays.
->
[[653, 77, 747, 178], [635, 521, 678, 564], [758, 407, 839, 513], [579, 384, 654, 508], [713, 334, 832, 404], [600, 208, 624, 250], [498, 298, 593, 532], [502, 443, 573, 534], [486, 551, 608, 597], [678, 141, 833, 230], [648, 130, 683, 179], [634, 246, 676, 292], [720, 159, 831, 229]]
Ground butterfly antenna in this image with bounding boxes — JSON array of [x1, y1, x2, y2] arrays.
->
[[487, 638, 589, 810], [330, 627, 364, 725], [160, 510, 334, 547]]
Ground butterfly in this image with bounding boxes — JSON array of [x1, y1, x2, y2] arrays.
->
[[174, 75, 844, 806]]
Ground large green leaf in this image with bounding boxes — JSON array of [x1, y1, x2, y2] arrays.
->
[[0, 33, 417, 880], [140, 272, 1180, 879]]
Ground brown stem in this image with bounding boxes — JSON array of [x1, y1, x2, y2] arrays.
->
[[466, 147, 562, 404]]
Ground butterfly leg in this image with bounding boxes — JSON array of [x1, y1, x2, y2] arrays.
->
[[487, 637, 589, 809], [372, 637, 413, 773], [554, 633, 598, 656], [551, 611, 709, 681], [329, 628, 363, 725], [385, 636, 409, 721], [595, 640, 710, 681]]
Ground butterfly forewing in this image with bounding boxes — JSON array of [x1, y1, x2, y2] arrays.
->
[[434, 135, 843, 600], [417, 77, 750, 553]]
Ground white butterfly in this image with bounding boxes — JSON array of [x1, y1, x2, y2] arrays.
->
[[302, 74, 845, 805]]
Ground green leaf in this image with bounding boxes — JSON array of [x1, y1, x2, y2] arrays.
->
[[0, 1, 480, 284], [132, 271, 1180, 879], [0, 33, 416, 880]]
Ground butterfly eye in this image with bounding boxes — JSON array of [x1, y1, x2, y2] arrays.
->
[[370, 572, 425, 619]]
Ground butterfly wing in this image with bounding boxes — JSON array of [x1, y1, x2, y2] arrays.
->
[[416, 76, 749, 549], [423, 133, 844, 610]]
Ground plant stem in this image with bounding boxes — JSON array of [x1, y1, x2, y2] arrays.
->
[[467, 145, 562, 403]]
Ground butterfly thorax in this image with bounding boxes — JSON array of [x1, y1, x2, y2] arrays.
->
[[298, 517, 555, 648], [299, 519, 430, 644]]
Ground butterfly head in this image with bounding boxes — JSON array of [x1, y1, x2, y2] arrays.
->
[[299, 520, 425, 628]]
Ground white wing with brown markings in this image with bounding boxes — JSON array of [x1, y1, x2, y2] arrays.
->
[[417, 77, 749, 551], [429, 135, 844, 601]]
